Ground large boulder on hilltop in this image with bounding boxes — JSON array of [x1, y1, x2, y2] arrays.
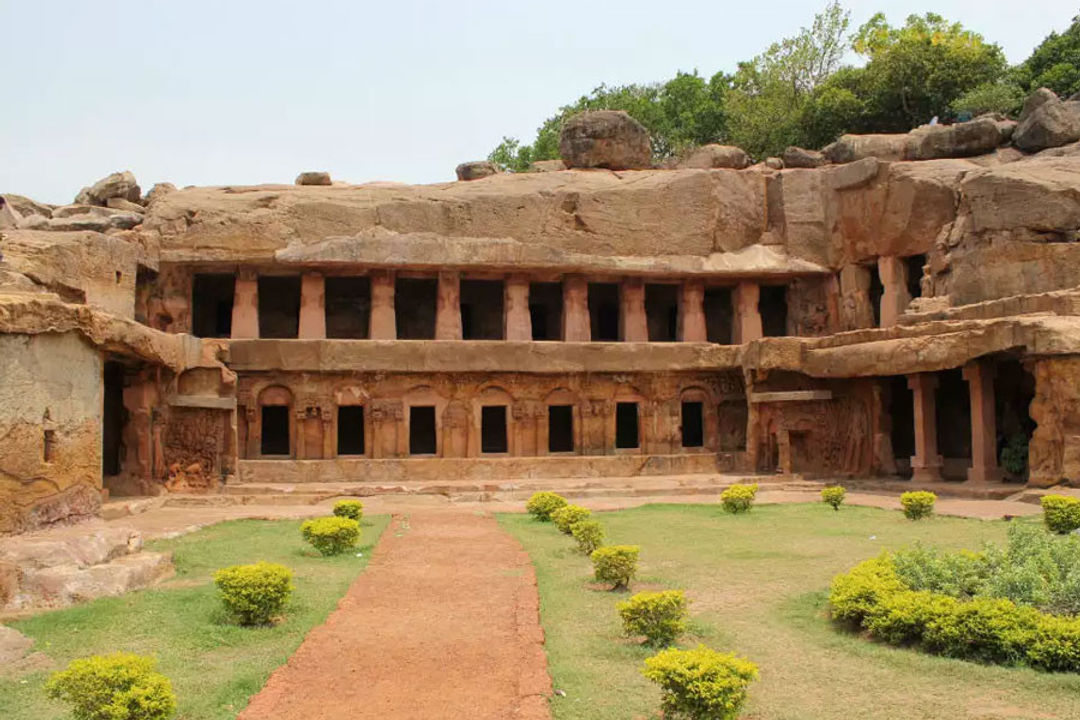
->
[[1014, 90, 1080, 153], [904, 117, 1002, 160], [679, 144, 751, 169], [295, 171, 332, 186], [74, 171, 141, 206], [823, 134, 908, 164], [559, 110, 652, 170], [455, 161, 499, 181], [782, 146, 827, 168]]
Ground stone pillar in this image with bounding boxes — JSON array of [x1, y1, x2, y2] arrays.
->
[[908, 373, 943, 482], [298, 272, 326, 339], [504, 275, 532, 341], [877, 256, 910, 328], [620, 279, 648, 342], [838, 264, 875, 330], [679, 280, 707, 342], [964, 360, 1001, 483], [732, 282, 762, 344], [369, 271, 396, 340], [435, 271, 462, 340], [562, 276, 590, 341], [231, 270, 259, 339]]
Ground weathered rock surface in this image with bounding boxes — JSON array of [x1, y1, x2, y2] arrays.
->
[[455, 161, 499, 181], [144, 182, 177, 206], [75, 171, 141, 206], [106, 197, 147, 213], [782, 146, 827, 168], [528, 159, 566, 172], [1014, 90, 1080, 152], [764, 157, 784, 170], [559, 110, 652, 170], [679, 144, 751, 170], [824, 133, 908, 163], [1, 194, 54, 219], [296, 171, 332, 186], [905, 117, 1002, 160]]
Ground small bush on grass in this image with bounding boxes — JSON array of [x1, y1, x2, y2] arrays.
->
[[641, 644, 759, 720], [570, 519, 604, 555], [821, 485, 846, 510], [1041, 494, 1080, 535], [301, 516, 361, 556], [720, 483, 758, 514], [552, 504, 591, 534], [332, 499, 363, 522], [591, 545, 640, 589], [214, 561, 294, 626], [900, 491, 936, 520], [526, 491, 568, 521], [45, 652, 177, 720], [618, 589, 689, 646]]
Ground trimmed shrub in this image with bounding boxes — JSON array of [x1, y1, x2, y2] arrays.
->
[[865, 589, 959, 645], [332, 499, 363, 522], [214, 561, 294, 626], [552, 505, 591, 534], [922, 596, 1040, 665], [526, 491, 568, 521], [591, 545, 640, 589], [641, 644, 759, 720], [821, 485, 846, 511], [301, 516, 361, 556], [900, 491, 936, 520], [618, 589, 689, 646], [1041, 494, 1080, 535], [45, 652, 176, 720], [719, 483, 758, 514], [570, 519, 605, 555], [828, 554, 906, 625]]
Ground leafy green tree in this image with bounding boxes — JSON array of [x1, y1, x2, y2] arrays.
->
[[951, 80, 1025, 118], [1016, 14, 1080, 97]]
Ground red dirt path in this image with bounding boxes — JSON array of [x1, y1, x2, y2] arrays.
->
[[237, 510, 551, 720]]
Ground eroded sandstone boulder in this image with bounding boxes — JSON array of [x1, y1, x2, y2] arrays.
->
[[1014, 89, 1080, 153], [455, 161, 499, 181], [75, 171, 141, 206], [905, 117, 1002, 160], [782, 146, 827, 168], [559, 110, 652, 170], [679, 144, 751, 170], [823, 134, 908, 164], [296, 171, 332, 186], [1, 194, 53, 219], [528, 159, 566, 173], [144, 182, 177, 206]]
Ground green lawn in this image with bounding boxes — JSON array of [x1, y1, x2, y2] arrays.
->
[[0, 515, 388, 720], [501, 503, 1080, 720]]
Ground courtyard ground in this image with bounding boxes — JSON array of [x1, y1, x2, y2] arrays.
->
[[501, 503, 1080, 720]]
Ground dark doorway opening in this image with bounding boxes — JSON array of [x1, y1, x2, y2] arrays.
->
[[887, 376, 915, 475], [191, 273, 234, 338], [325, 276, 371, 339], [102, 361, 125, 475], [867, 264, 884, 327], [337, 406, 365, 456], [548, 405, 574, 452], [481, 406, 509, 453], [395, 278, 438, 339], [588, 283, 621, 341], [759, 285, 788, 337], [261, 406, 291, 456], [905, 254, 926, 301], [704, 287, 734, 344], [615, 402, 640, 449], [645, 284, 679, 342], [681, 401, 704, 448], [995, 358, 1036, 481], [461, 280, 505, 340], [530, 282, 563, 341], [936, 368, 972, 472], [718, 400, 748, 451], [258, 276, 301, 339], [409, 405, 437, 455]]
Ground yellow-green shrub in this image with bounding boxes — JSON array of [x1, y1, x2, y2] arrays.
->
[[1041, 494, 1080, 535], [864, 589, 959, 645], [332, 499, 363, 522], [900, 491, 936, 520], [214, 561, 294, 626], [821, 485, 846, 510], [641, 644, 759, 720], [526, 491, 568, 521], [828, 554, 905, 625], [618, 589, 689, 646], [45, 652, 176, 720], [720, 483, 758, 514], [552, 504, 591, 534], [570, 519, 604, 555], [591, 545, 640, 589], [922, 596, 1040, 664], [301, 516, 361, 556]]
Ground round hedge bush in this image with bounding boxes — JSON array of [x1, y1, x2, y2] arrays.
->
[[45, 652, 177, 720], [1041, 494, 1080, 534], [900, 491, 936, 520], [570, 519, 605, 555], [214, 561, 294, 626], [332, 499, 364, 522], [552, 504, 591, 534], [720, 483, 758, 514], [821, 485, 846, 511], [301, 516, 361, 556], [618, 589, 689, 646], [641, 644, 759, 720], [526, 491, 568, 521], [591, 545, 640, 589]]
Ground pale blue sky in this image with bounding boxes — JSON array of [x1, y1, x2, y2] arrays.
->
[[2, 0, 1076, 204]]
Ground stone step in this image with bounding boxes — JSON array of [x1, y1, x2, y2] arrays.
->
[[6, 551, 174, 612]]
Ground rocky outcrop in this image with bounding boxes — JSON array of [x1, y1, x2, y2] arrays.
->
[[1013, 88, 1080, 153], [559, 110, 652, 170], [824, 133, 909, 163], [782, 146, 827, 168], [455, 161, 499, 181], [905, 117, 1002, 160], [679, 144, 751, 169], [296, 171, 332, 186], [528, 159, 566, 172], [74, 171, 142, 206]]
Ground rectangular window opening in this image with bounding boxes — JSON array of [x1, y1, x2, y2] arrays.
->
[[325, 276, 371, 339], [704, 287, 734, 344], [759, 285, 788, 337], [548, 405, 574, 453], [481, 405, 509, 453], [102, 361, 124, 475], [261, 405, 291, 456], [905, 254, 926, 300], [645, 284, 679, 342], [395, 278, 438, 340], [615, 402, 640, 449], [191, 273, 235, 338], [258, 276, 302, 339], [460, 279, 505, 340], [337, 406, 365, 456], [588, 282, 621, 341], [681, 401, 704, 448], [529, 282, 563, 341], [409, 405, 437, 455]]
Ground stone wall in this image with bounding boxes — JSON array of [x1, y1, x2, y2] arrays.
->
[[1029, 357, 1080, 487]]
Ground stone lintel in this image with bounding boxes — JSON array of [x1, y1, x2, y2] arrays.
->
[[749, 390, 832, 404]]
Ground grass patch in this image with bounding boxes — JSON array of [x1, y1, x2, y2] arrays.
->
[[501, 503, 1080, 720], [0, 515, 388, 720]]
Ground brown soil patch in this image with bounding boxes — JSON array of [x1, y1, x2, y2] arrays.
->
[[238, 511, 551, 720]]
